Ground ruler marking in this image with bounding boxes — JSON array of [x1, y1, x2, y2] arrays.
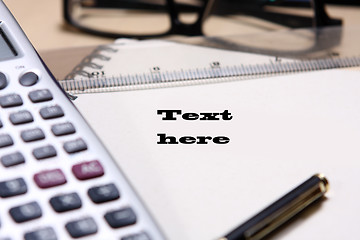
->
[[63, 56, 360, 93]]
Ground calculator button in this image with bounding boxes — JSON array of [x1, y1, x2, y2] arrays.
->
[[1, 152, 25, 167], [9, 110, 33, 125], [122, 232, 151, 240], [19, 72, 39, 86], [64, 138, 87, 154], [21, 128, 45, 142], [34, 169, 66, 189], [0, 134, 13, 148], [65, 217, 98, 238], [9, 201, 42, 223], [50, 193, 82, 213], [0, 72, 7, 90], [28, 89, 53, 103], [88, 183, 119, 203], [39, 105, 64, 119], [24, 227, 57, 240], [0, 94, 23, 108], [104, 207, 137, 229], [0, 178, 27, 198], [32, 145, 57, 160], [72, 160, 104, 180], [51, 122, 75, 136]]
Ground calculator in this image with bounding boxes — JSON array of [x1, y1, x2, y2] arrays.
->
[[0, 1, 165, 240]]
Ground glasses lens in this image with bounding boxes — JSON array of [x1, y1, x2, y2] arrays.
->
[[202, 0, 315, 36], [173, 0, 207, 25], [67, 0, 171, 36]]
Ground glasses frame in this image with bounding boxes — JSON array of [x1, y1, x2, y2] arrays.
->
[[63, 0, 215, 39], [63, 0, 341, 39]]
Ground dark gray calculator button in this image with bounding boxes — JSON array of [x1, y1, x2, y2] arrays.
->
[[0, 94, 23, 108], [19, 72, 39, 86], [88, 183, 119, 204], [29, 89, 53, 103], [63, 138, 87, 154], [0, 72, 7, 90], [122, 232, 151, 240], [21, 128, 45, 142], [51, 122, 75, 136], [50, 193, 82, 213], [33, 145, 57, 160], [65, 217, 97, 238], [0, 134, 13, 148], [104, 207, 137, 229], [40, 105, 64, 119], [9, 201, 42, 223], [0, 178, 27, 198], [9, 110, 33, 125], [1, 152, 25, 167], [24, 227, 57, 240]]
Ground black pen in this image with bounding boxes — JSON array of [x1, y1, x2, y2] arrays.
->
[[219, 174, 329, 240]]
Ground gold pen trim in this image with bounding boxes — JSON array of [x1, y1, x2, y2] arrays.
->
[[244, 174, 329, 240]]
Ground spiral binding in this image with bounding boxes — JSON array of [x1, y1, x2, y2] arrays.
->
[[60, 54, 360, 94], [64, 45, 118, 80]]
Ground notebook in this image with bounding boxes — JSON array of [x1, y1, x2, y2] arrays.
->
[[72, 69, 360, 240]]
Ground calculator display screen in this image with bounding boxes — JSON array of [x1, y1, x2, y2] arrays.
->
[[0, 27, 17, 60]]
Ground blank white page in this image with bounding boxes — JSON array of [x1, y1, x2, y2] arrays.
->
[[74, 69, 360, 240]]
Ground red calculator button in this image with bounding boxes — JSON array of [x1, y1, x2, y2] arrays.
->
[[34, 169, 67, 188], [72, 160, 104, 180]]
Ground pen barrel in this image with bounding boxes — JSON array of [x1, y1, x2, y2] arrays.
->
[[224, 174, 329, 240]]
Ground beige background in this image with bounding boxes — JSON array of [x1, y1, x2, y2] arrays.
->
[[3, 0, 114, 50], [3, 0, 360, 51]]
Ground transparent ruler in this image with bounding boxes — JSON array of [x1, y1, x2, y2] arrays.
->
[[58, 27, 360, 94], [60, 56, 360, 94]]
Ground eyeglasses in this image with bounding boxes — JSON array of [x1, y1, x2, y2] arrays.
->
[[63, 0, 342, 39]]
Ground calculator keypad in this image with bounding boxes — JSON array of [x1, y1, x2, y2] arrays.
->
[[65, 217, 98, 238], [28, 89, 53, 103], [33, 169, 67, 189], [0, 93, 23, 108], [88, 183, 120, 203], [24, 227, 57, 240], [51, 122, 75, 136], [0, 71, 158, 239], [0, 72, 7, 90], [19, 72, 39, 87], [32, 145, 57, 160], [104, 207, 137, 229], [39, 105, 64, 119], [9, 202, 42, 223], [9, 110, 33, 125], [21, 128, 45, 142], [0, 178, 27, 198], [72, 160, 104, 180], [49, 193, 82, 213], [63, 138, 87, 154], [1, 151, 25, 167], [122, 232, 151, 240], [0, 134, 13, 148]]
